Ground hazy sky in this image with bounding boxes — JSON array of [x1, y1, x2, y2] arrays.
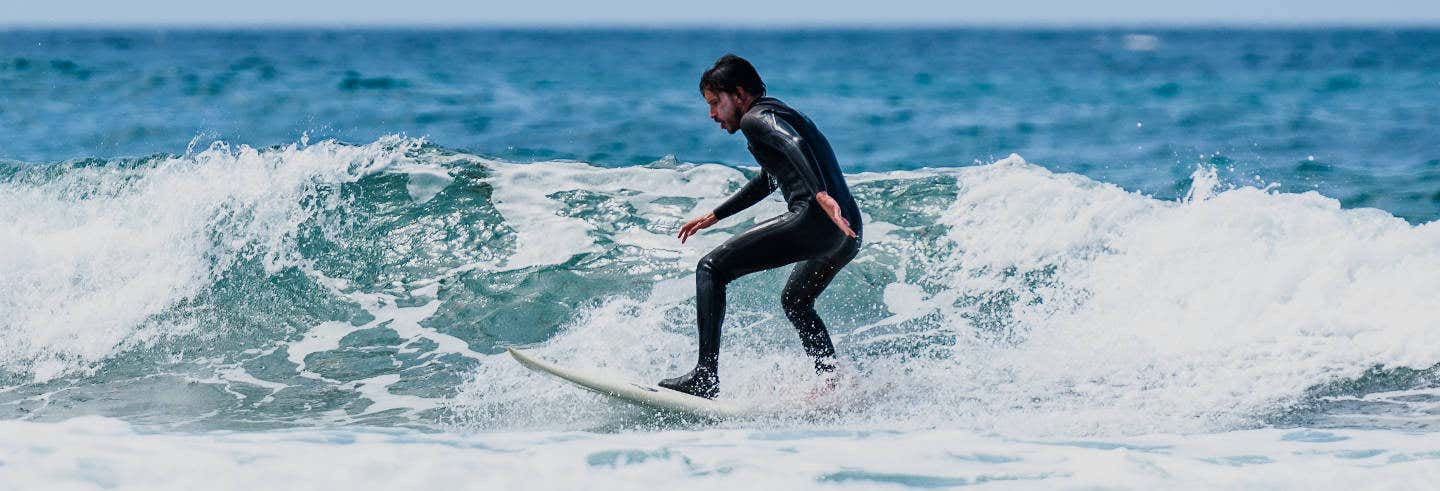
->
[[4, 0, 1439, 26]]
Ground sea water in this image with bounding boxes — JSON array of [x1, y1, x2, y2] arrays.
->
[[1, 28, 1439, 489]]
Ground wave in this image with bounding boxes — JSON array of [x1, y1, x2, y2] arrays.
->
[[1, 137, 1437, 435]]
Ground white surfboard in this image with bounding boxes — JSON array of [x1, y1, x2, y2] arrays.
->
[[506, 347, 749, 419]]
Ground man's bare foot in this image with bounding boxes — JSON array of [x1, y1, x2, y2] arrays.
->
[[805, 357, 843, 402]]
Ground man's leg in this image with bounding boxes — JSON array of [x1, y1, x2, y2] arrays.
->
[[781, 236, 861, 374], [661, 207, 827, 398]]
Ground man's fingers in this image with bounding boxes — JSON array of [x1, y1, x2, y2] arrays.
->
[[678, 215, 716, 244], [678, 219, 700, 238], [831, 215, 857, 238]]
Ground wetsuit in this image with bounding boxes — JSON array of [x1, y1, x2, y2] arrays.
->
[[661, 97, 863, 399]]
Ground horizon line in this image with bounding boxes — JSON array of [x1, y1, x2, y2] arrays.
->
[[3, 19, 1440, 30]]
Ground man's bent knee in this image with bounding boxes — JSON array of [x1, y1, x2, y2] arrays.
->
[[697, 253, 731, 286]]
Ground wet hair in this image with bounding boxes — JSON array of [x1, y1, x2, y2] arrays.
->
[[699, 54, 766, 98]]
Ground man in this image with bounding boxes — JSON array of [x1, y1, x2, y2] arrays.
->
[[661, 54, 863, 399]]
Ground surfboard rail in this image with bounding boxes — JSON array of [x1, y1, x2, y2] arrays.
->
[[506, 347, 748, 419]]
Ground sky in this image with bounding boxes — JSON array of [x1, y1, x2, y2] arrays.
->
[[3, 0, 1439, 26]]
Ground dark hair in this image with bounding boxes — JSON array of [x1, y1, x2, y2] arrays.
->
[[699, 54, 766, 97]]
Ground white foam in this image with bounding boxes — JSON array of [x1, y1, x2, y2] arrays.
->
[[481, 159, 781, 270], [396, 162, 454, 204], [286, 321, 361, 377], [277, 270, 483, 420], [854, 156, 1440, 434], [0, 137, 423, 382], [1124, 34, 1161, 51], [454, 154, 1440, 436], [351, 373, 439, 415], [3, 417, 1438, 490], [12, 142, 1440, 438]]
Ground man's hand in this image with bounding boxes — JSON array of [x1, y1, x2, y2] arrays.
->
[[816, 192, 857, 238], [678, 212, 719, 243]]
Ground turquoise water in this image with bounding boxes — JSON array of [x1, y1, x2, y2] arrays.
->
[[2, 28, 1439, 488]]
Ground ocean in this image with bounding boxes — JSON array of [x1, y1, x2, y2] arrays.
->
[[1, 28, 1438, 489]]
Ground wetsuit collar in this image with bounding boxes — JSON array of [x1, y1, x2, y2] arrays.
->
[[748, 96, 782, 112]]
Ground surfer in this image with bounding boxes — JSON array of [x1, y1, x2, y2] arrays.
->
[[661, 54, 863, 399]]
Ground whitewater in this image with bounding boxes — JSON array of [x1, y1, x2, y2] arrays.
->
[[2, 136, 1438, 488]]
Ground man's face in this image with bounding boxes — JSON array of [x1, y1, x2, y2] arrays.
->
[[703, 89, 746, 134]]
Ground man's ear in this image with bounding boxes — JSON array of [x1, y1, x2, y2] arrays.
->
[[734, 87, 754, 108]]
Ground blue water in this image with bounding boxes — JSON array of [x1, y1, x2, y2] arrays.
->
[[4, 28, 1439, 220], [2, 28, 1439, 489]]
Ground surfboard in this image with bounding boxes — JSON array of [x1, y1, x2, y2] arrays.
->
[[506, 347, 749, 419]]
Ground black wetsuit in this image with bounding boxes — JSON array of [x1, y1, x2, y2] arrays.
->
[[661, 97, 862, 398]]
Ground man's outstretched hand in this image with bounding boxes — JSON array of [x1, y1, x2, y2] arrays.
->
[[678, 212, 718, 243], [816, 192, 858, 238]]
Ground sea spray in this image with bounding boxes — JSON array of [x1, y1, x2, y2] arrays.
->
[[2, 140, 1437, 437], [0, 137, 424, 382]]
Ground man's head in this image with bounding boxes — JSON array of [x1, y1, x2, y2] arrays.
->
[[700, 54, 765, 134]]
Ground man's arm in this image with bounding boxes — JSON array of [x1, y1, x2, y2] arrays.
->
[[712, 170, 775, 220], [679, 169, 775, 244]]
